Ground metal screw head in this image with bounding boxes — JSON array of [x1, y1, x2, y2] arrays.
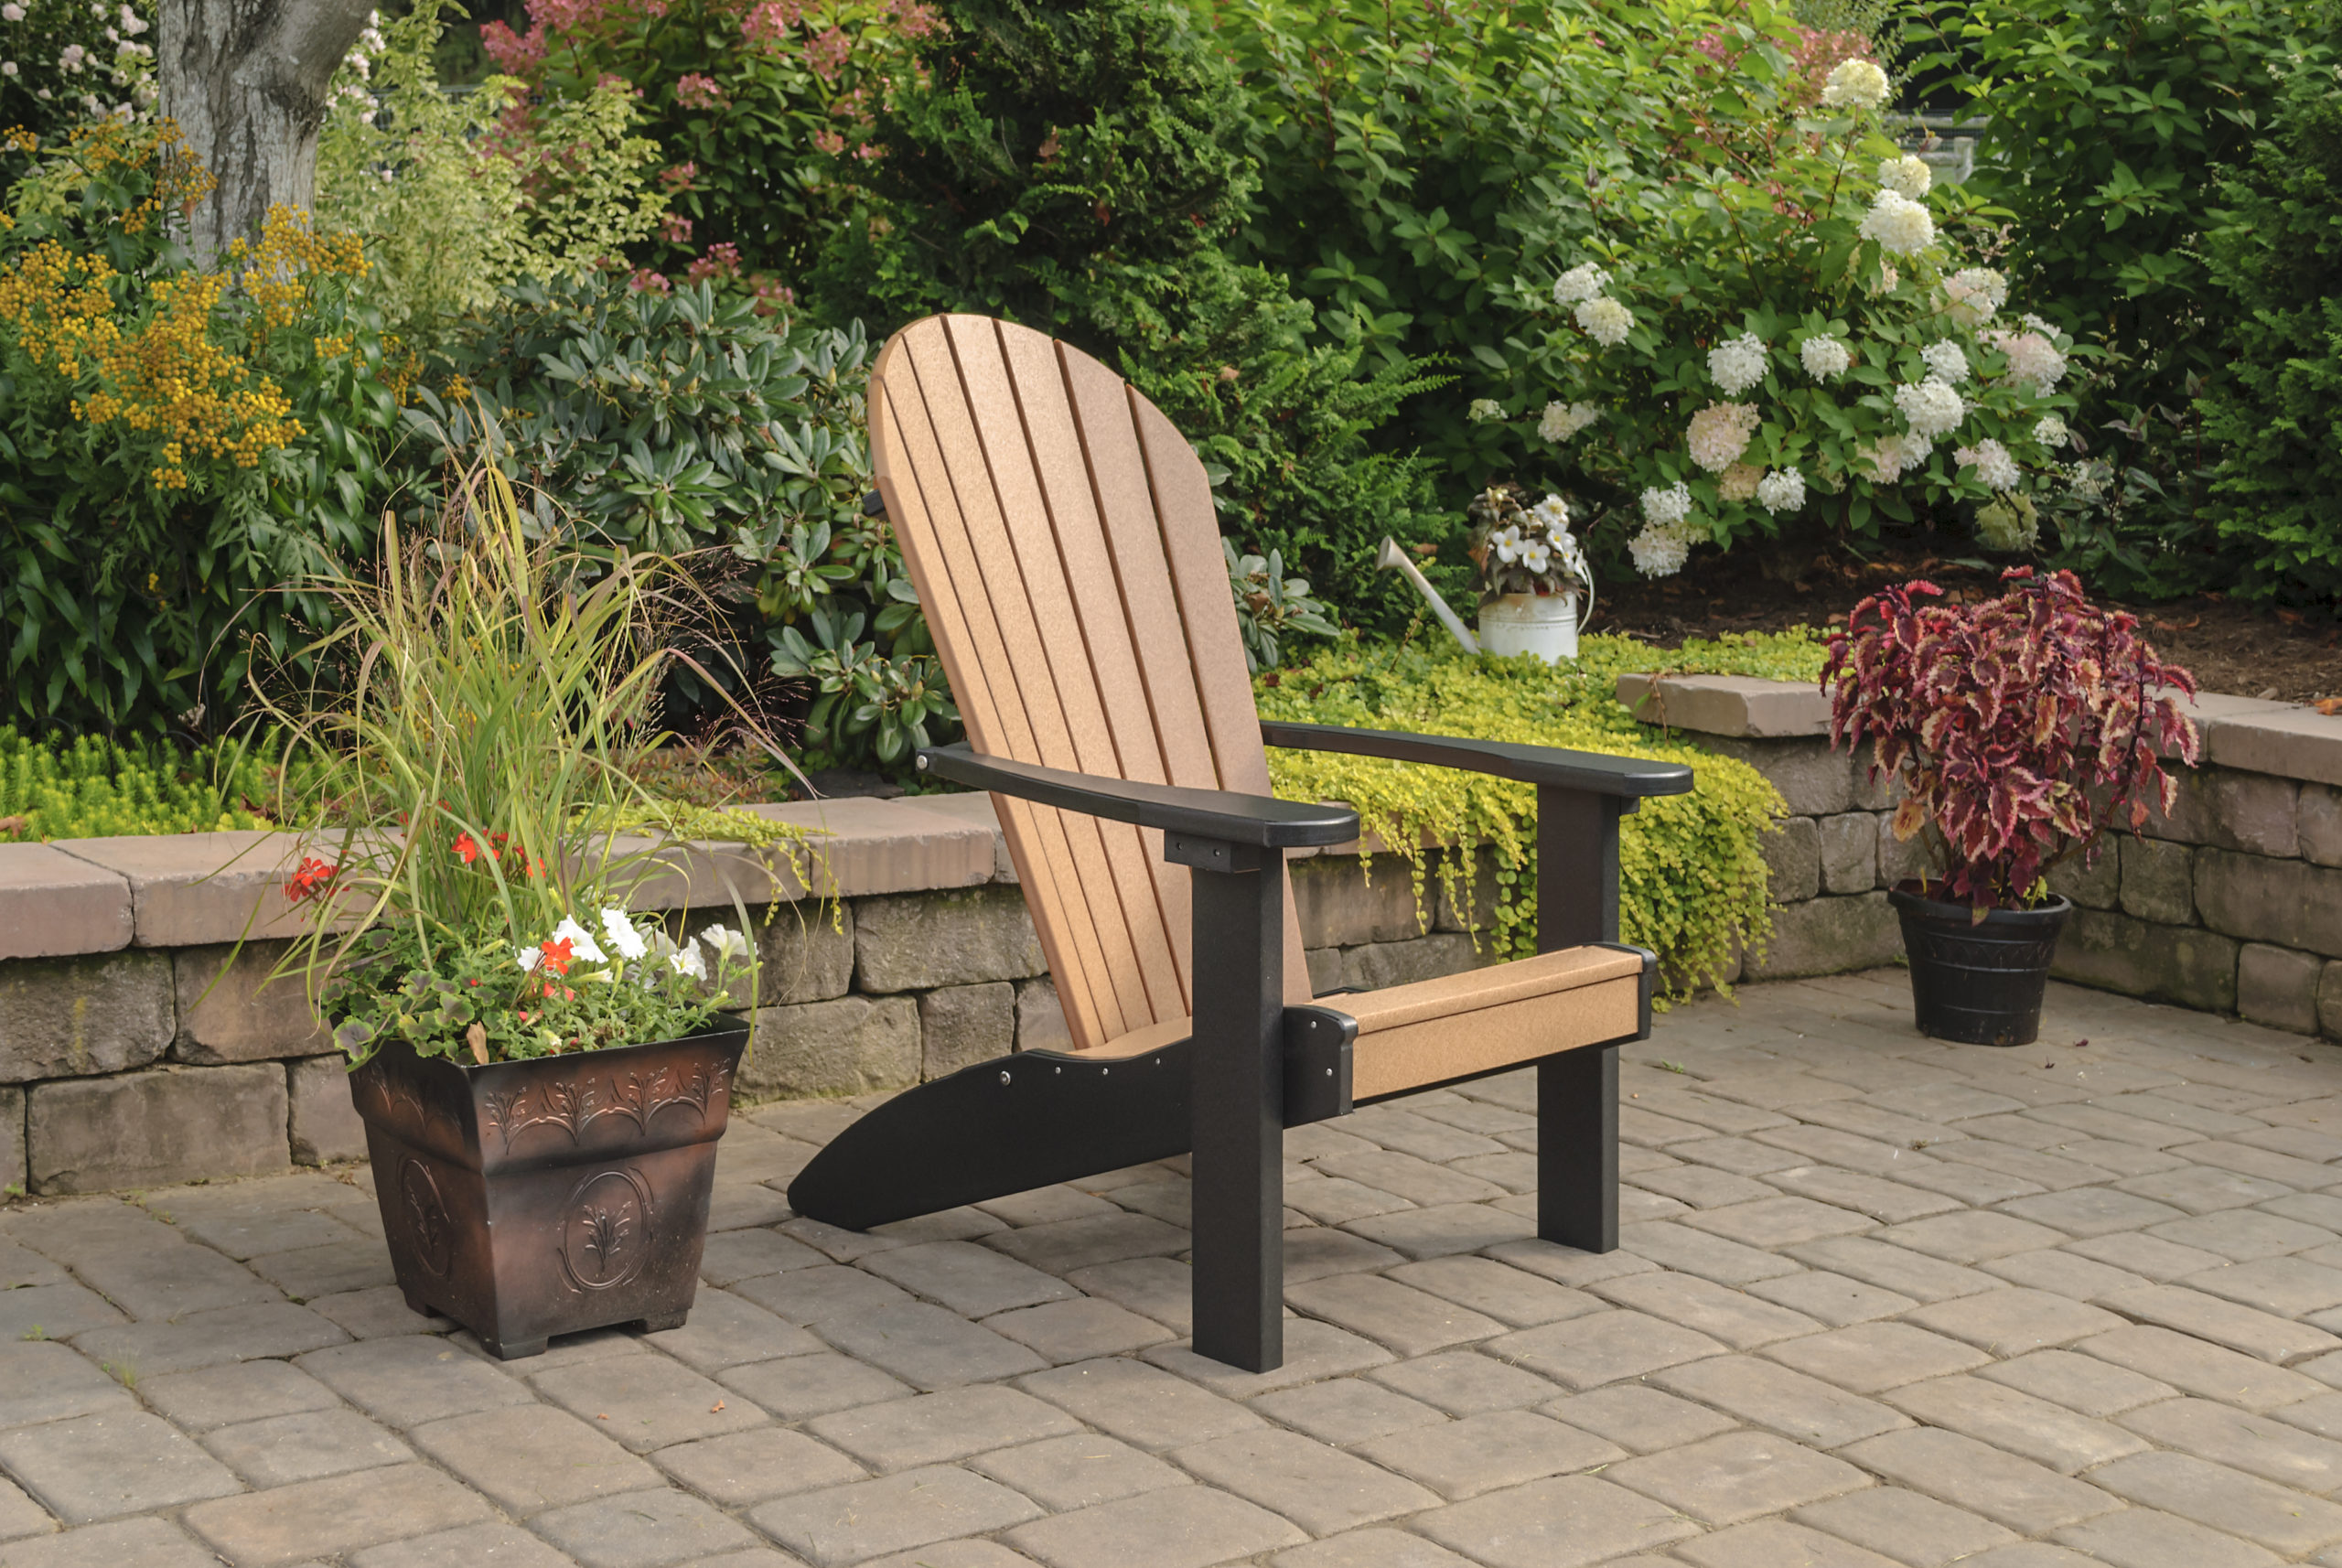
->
[[999, 1070, 1011, 1085]]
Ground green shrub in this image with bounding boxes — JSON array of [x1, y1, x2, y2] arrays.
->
[[0, 121, 405, 737], [414, 273, 954, 768], [814, 0, 1458, 632], [0, 725, 274, 840], [1257, 632, 1819, 999], [2197, 15, 2342, 604], [0, 0, 156, 141]]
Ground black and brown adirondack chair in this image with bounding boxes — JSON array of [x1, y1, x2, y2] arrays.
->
[[786, 315, 1694, 1372]]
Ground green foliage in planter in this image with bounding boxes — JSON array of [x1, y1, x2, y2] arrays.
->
[[1257, 632, 1814, 999], [2197, 13, 2342, 605], [0, 725, 273, 840], [813, 0, 1458, 634]]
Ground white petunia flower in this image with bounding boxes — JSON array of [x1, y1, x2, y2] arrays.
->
[[1920, 339, 1970, 385], [1629, 521, 1693, 577], [599, 908, 649, 961], [1707, 333, 1767, 396], [699, 924, 751, 964], [1858, 190, 1935, 257], [1894, 378, 1966, 438], [1821, 58, 1889, 112], [1955, 438, 2022, 489], [1756, 467, 1807, 515], [1552, 263, 1609, 305], [1718, 462, 1762, 502], [1575, 295, 1633, 347], [1943, 266, 2007, 328], [1538, 400, 1598, 443], [2033, 413, 2069, 448], [669, 939, 707, 982], [550, 918, 607, 965], [515, 945, 543, 973], [1686, 402, 1760, 472], [1640, 482, 1692, 527], [1466, 397, 1505, 424], [1800, 335, 1851, 380], [1878, 155, 1930, 199]]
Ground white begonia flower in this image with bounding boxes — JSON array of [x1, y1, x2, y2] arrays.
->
[[1640, 482, 1692, 528], [599, 908, 649, 961], [1943, 266, 2007, 327], [669, 938, 708, 982], [1528, 494, 1570, 532], [1629, 522, 1692, 578], [2033, 414, 2069, 448], [1575, 295, 1633, 347], [1466, 397, 1504, 424], [1955, 438, 2022, 490], [515, 945, 543, 973], [1822, 58, 1889, 111], [1686, 402, 1760, 472], [1538, 400, 1598, 443], [699, 924, 751, 964], [1552, 263, 1609, 306], [1756, 467, 1807, 515], [1520, 539, 1553, 575], [1858, 190, 1935, 257], [550, 917, 607, 965], [1919, 339, 1970, 385], [1491, 524, 1524, 564], [1895, 378, 1966, 439], [1878, 155, 1930, 199], [1718, 462, 1762, 502], [1800, 335, 1851, 380], [1707, 333, 1767, 397]]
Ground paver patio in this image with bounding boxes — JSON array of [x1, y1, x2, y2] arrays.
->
[[9, 968, 2342, 1567]]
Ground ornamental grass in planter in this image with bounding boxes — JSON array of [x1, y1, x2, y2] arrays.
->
[[1823, 568, 2197, 1046], [264, 465, 773, 1358]]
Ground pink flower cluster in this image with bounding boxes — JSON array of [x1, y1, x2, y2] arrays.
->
[[675, 71, 725, 107], [740, 0, 804, 46], [479, 0, 665, 76], [661, 212, 693, 243], [805, 25, 849, 81]]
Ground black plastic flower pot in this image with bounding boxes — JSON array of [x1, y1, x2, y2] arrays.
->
[[1887, 883, 2072, 1047]]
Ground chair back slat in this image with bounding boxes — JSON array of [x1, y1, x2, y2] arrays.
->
[[873, 316, 1309, 1052]]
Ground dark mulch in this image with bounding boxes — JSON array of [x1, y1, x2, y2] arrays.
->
[[1591, 546, 2342, 705]]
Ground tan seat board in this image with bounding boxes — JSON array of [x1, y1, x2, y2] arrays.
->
[[1350, 976, 1641, 1101]]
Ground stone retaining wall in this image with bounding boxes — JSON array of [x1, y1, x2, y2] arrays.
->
[[5, 677, 2337, 1194]]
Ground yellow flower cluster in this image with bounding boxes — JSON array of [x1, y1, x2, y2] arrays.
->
[[0, 241, 121, 377], [76, 272, 305, 487], [231, 206, 368, 332]]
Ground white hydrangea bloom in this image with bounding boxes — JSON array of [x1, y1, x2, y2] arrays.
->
[[1799, 334, 1851, 380], [1989, 328, 2069, 396], [1538, 400, 1598, 443], [1707, 333, 1767, 396], [1919, 339, 1969, 385], [1629, 522, 1693, 578], [1467, 398, 1505, 424], [0, 6, 22, 22], [1894, 378, 1966, 438], [1552, 263, 1609, 306], [2033, 413, 2069, 448], [1858, 190, 1935, 257], [1878, 155, 1930, 199], [1576, 295, 1633, 347], [1685, 402, 1760, 471], [1640, 482, 1692, 527], [1955, 438, 2022, 489], [1943, 266, 2007, 327], [2068, 458, 2111, 502], [1756, 467, 1807, 515], [1718, 462, 1762, 502], [1864, 432, 1931, 483], [1821, 58, 1889, 111]]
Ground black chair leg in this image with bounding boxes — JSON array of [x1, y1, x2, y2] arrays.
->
[[1181, 836, 1286, 1373], [1539, 1044, 1619, 1251]]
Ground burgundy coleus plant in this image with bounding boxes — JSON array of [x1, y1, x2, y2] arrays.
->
[[1822, 567, 2200, 910]]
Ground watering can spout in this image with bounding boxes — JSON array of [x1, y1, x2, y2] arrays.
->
[[1375, 537, 1479, 655]]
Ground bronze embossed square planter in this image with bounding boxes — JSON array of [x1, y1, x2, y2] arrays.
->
[[350, 1022, 749, 1359]]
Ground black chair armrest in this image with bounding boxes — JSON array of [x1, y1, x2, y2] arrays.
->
[[916, 743, 1359, 849], [1259, 720, 1694, 798]]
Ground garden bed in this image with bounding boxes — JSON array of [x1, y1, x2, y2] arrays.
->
[[1597, 544, 2342, 705]]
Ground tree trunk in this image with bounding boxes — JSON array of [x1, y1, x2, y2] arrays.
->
[[158, 0, 374, 260]]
